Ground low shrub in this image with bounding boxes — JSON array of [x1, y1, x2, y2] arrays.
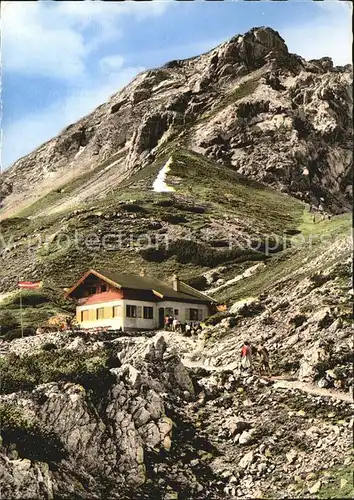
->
[[310, 273, 329, 287], [139, 247, 167, 263], [289, 314, 308, 328], [174, 203, 205, 214], [120, 204, 148, 213], [0, 348, 116, 401], [140, 239, 265, 267], [1, 327, 35, 342], [161, 214, 188, 224], [186, 276, 208, 290], [0, 311, 19, 335], [204, 312, 229, 326], [154, 199, 174, 207], [11, 290, 53, 307], [41, 342, 58, 351]]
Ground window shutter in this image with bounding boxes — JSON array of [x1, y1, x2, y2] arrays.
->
[[136, 306, 142, 318], [186, 308, 190, 321], [198, 309, 203, 321]]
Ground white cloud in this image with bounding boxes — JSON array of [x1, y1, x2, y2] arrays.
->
[[1, 0, 171, 80], [99, 55, 125, 74], [281, 1, 352, 65], [1, 3, 87, 80]]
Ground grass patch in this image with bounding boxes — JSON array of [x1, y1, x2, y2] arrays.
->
[[316, 466, 354, 498], [0, 287, 74, 338], [140, 239, 265, 267], [214, 212, 351, 304], [166, 149, 305, 236], [0, 348, 117, 402], [292, 465, 354, 499]]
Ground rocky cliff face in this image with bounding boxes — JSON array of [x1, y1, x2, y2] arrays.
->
[[1, 27, 352, 217], [0, 335, 213, 500]]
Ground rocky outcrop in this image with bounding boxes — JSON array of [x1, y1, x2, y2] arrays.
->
[[0, 335, 200, 499]]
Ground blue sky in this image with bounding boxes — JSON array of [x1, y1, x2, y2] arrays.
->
[[1, 0, 352, 169]]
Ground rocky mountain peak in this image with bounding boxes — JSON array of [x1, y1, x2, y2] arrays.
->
[[200, 27, 290, 85], [0, 26, 352, 219], [228, 26, 289, 65]]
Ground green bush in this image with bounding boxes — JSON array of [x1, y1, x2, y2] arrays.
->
[[0, 311, 19, 335], [204, 312, 230, 326], [41, 342, 58, 351], [0, 348, 116, 401], [11, 290, 52, 307], [1, 327, 35, 342]]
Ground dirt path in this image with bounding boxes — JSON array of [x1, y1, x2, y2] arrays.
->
[[162, 331, 353, 404], [271, 378, 353, 403]]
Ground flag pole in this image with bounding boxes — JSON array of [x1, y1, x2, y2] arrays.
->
[[19, 283, 24, 338]]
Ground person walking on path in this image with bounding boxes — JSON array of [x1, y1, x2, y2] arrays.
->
[[240, 341, 253, 372], [257, 343, 270, 376]]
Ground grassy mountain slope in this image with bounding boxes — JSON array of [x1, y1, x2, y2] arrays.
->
[[2, 146, 351, 338], [0, 148, 311, 332]]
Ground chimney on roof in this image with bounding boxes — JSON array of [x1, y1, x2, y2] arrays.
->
[[172, 274, 180, 291], [139, 268, 146, 277]]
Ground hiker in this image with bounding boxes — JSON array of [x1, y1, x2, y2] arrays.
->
[[257, 343, 270, 376], [164, 315, 170, 331], [240, 341, 253, 372], [168, 316, 174, 330], [173, 318, 181, 332], [185, 322, 191, 336]]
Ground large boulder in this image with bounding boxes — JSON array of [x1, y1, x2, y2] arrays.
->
[[229, 297, 263, 317], [299, 339, 333, 382]]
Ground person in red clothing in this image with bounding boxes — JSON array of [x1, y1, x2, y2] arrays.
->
[[240, 341, 253, 371]]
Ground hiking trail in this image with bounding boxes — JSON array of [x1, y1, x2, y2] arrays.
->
[[162, 331, 353, 403]]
